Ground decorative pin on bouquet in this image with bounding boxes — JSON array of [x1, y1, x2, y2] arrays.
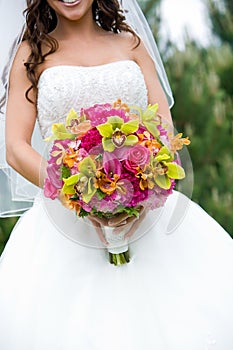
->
[[44, 99, 190, 265]]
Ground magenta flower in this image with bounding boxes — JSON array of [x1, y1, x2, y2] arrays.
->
[[82, 103, 129, 127], [103, 152, 122, 178], [48, 139, 71, 166], [80, 128, 102, 152], [119, 162, 149, 206], [114, 179, 134, 206], [89, 195, 119, 213], [46, 164, 63, 189], [82, 104, 112, 127], [157, 125, 167, 136], [44, 178, 59, 200], [112, 146, 130, 161]]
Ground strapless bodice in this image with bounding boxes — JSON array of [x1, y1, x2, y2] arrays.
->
[[37, 60, 148, 138]]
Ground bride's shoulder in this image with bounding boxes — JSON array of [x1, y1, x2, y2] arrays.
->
[[112, 31, 152, 63], [111, 30, 139, 46], [14, 40, 31, 62], [9, 40, 31, 78], [106, 30, 146, 59]]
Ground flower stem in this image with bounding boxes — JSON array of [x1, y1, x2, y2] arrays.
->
[[109, 250, 130, 266]]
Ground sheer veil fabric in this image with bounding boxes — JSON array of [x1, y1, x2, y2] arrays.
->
[[0, 0, 173, 217], [0, 0, 43, 216]]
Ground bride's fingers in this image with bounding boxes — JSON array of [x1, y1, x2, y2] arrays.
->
[[88, 217, 108, 245], [108, 212, 130, 227], [113, 215, 138, 235], [124, 209, 147, 239], [112, 207, 146, 235], [108, 206, 144, 227], [89, 215, 109, 226]]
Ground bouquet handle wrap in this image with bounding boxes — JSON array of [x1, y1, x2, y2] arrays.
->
[[103, 226, 129, 255]]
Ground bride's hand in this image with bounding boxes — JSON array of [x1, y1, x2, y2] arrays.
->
[[88, 206, 146, 243], [109, 206, 146, 239], [87, 216, 109, 245]]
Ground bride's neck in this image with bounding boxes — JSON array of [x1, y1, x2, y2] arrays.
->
[[53, 14, 99, 41]]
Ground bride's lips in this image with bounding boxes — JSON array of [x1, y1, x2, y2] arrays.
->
[[58, 0, 81, 7]]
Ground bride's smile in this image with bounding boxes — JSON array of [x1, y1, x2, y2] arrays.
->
[[58, 0, 82, 5], [47, 0, 94, 22]]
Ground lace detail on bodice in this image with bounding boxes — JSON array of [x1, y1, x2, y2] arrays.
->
[[37, 60, 148, 138]]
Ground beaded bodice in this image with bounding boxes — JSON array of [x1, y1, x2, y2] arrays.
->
[[37, 60, 148, 138]]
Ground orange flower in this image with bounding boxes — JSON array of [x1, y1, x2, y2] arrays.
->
[[63, 149, 80, 168], [170, 133, 191, 152], [136, 166, 155, 191], [67, 200, 81, 215], [59, 192, 81, 214], [140, 139, 161, 151], [94, 170, 119, 195], [112, 99, 130, 113], [137, 131, 161, 151]]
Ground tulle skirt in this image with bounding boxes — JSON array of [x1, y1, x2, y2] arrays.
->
[[0, 191, 233, 350]]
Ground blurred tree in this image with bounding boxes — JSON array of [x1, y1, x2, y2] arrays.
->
[[138, 0, 162, 41], [207, 0, 233, 96], [141, 0, 233, 234], [207, 0, 233, 49], [0, 217, 18, 255], [165, 42, 233, 234]]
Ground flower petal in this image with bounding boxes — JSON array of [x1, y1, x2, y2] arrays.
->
[[121, 119, 139, 134], [102, 138, 115, 152], [166, 163, 185, 179], [124, 135, 138, 146], [96, 123, 113, 138], [155, 175, 171, 189]]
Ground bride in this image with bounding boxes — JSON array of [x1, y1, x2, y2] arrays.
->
[[0, 0, 233, 349]]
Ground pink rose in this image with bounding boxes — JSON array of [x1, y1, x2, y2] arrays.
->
[[125, 145, 150, 170]]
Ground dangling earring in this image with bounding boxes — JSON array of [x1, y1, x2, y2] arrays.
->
[[96, 0, 102, 11], [95, 0, 101, 21], [46, 5, 53, 21]]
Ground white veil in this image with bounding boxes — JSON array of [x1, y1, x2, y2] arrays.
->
[[0, 0, 174, 217], [121, 0, 174, 108], [0, 0, 44, 217]]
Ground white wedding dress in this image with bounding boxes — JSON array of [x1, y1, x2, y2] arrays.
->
[[0, 60, 233, 350]]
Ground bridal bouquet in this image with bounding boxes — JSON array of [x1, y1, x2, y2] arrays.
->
[[44, 99, 190, 265]]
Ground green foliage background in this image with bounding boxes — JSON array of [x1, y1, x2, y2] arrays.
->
[[140, 0, 233, 235], [0, 0, 232, 254]]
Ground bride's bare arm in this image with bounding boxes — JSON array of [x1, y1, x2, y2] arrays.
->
[[132, 38, 173, 130], [5, 43, 47, 188], [90, 36, 173, 237]]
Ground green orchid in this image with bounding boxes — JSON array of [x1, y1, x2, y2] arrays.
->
[[62, 174, 80, 195], [62, 157, 97, 203], [45, 109, 89, 142], [129, 103, 160, 138], [66, 109, 80, 126], [45, 123, 75, 142], [96, 116, 139, 152], [151, 146, 185, 189], [141, 103, 160, 138]]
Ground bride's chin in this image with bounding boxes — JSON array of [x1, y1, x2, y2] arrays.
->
[[49, 0, 94, 21]]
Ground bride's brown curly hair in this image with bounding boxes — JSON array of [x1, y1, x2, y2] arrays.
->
[[23, 0, 139, 102]]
